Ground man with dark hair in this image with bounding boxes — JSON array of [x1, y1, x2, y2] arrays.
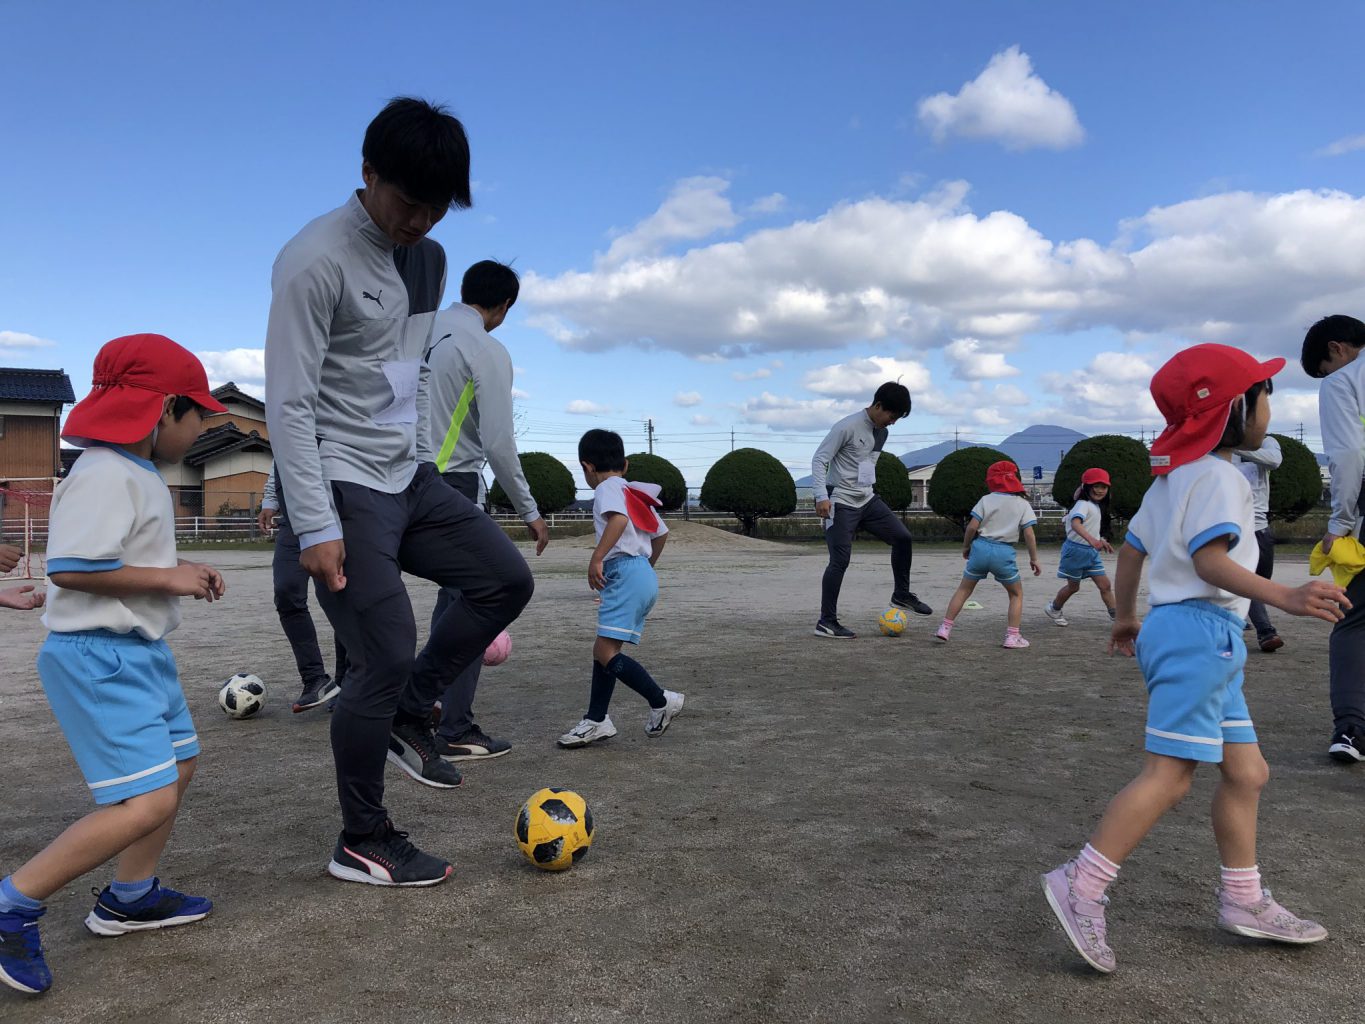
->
[[424, 260, 549, 761], [1303, 314, 1365, 762], [265, 98, 534, 887], [810, 382, 930, 639]]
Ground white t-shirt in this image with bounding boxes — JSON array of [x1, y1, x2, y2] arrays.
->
[[593, 477, 669, 561], [1125, 456, 1257, 616], [43, 446, 181, 641], [969, 492, 1037, 544], [1066, 500, 1102, 545]]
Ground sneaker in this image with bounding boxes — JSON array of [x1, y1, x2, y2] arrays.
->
[[327, 821, 452, 887], [435, 726, 512, 761], [891, 591, 933, 615], [1329, 727, 1365, 764], [1258, 634, 1284, 653], [813, 619, 857, 639], [1041, 862, 1116, 973], [934, 621, 952, 643], [1003, 632, 1031, 649], [0, 908, 50, 995], [388, 720, 463, 788], [1044, 603, 1069, 627], [84, 880, 212, 937], [1216, 887, 1327, 944], [292, 676, 341, 713], [558, 716, 618, 748], [645, 691, 685, 737]]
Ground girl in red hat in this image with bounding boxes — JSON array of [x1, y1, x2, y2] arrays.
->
[[1044, 468, 1117, 626]]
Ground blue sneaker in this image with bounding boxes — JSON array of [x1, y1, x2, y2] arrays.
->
[[0, 907, 51, 995], [84, 880, 212, 937]]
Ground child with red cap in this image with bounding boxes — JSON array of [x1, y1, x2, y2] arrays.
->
[[934, 460, 1041, 648], [1043, 467, 1117, 625], [1042, 343, 1348, 975], [0, 334, 227, 997]]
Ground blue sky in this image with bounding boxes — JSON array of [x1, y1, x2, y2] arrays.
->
[[4, 1, 1365, 484]]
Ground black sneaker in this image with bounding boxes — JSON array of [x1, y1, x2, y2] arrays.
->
[[436, 726, 512, 761], [293, 676, 341, 713], [389, 720, 463, 787], [891, 591, 933, 615], [327, 821, 452, 887], [1329, 728, 1365, 764], [814, 619, 857, 639]]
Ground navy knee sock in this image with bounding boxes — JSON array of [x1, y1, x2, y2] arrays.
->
[[606, 653, 666, 709], [587, 662, 615, 722]]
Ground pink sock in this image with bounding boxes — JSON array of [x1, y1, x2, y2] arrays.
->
[[1074, 843, 1120, 901], [941, 617, 955, 628], [1006, 626, 1020, 637], [1220, 865, 1262, 904]]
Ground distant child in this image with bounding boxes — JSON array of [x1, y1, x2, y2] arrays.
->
[[934, 461, 1040, 648], [811, 381, 930, 640], [1044, 468, 1117, 625], [1042, 343, 1346, 975], [0, 334, 227, 997], [559, 429, 684, 748], [1234, 436, 1284, 653]]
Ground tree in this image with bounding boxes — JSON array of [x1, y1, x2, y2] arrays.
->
[[1053, 435, 1153, 523], [1267, 433, 1322, 522], [488, 452, 577, 515], [874, 450, 914, 511], [625, 452, 687, 512], [700, 447, 797, 536], [927, 447, 1013, 528]]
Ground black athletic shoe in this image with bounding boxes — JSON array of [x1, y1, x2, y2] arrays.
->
[[327, 821, 452, 887], [1329, 728, 1365, 764], [389, 720, 463, 788], [293, 676, 341, 713], [436, 726, 512, 761], [814, 618, 857, 639], [891, 591, 933, 615]]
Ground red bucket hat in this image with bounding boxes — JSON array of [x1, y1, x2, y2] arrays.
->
[[63, 334, 226, 448], [1148, 343, 1284, 476], [986, 460, 1025, 495]]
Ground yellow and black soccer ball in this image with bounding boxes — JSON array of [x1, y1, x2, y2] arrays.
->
[[515, 788, 594, 871], [878, 607, 908, 636]]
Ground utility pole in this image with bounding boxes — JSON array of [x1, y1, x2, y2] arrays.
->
[[1297, 422, 1305, 442], [954, 427, 959, 451], [646, 418, 655, 455], [730, 428, 735, 452]]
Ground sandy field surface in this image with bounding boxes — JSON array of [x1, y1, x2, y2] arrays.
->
[[1, 525, 1360, 1023]]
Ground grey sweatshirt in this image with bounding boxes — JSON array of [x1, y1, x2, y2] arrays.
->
[[1234, 435, 1281, 532], [1320, 356, 1365, 539], [264, 192, 446, 546], [811, 410, 888, 508], [425, 304, 539, 523]]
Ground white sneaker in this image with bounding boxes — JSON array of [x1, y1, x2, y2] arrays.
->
[[558, 716, 618, 748], [646, 690, 685, 737], [1044, 603, 1069, 627]]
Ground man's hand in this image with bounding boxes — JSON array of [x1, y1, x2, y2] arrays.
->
[[1030, 559, 1042, 576], [1109, 616, 1141, 657], [0, 544, 21, 574], [815, 499, 832, 519], [527, 516, 550, 556], [301, 540, 347, 592], [1281, 580, 1351, 624], [257, 507, 276, 534], [1322, 531, 1345, 556], [0, 585, 44, 610], [588, 556, 607, 591]]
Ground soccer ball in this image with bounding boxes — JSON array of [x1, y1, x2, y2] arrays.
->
[[483, 630, 512, 667], [219, 673, 266, 719], [878, 607, 908, 636], [515, 788, 594, 871]]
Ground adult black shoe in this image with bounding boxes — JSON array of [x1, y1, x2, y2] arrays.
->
[[436, 726, 512, 761], [1329, 728, 1365, 764], [293, 676, 341, 713], [327, 821, 452, 887], [814, 618, 857, 639], [891, 591, 933, 615], [389, 720, 463, 788]]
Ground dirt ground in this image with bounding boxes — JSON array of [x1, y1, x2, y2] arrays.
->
[[1, 526, 1361, 1023]]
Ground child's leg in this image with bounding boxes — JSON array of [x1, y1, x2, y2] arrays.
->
[[943, 578, 977, 622], [587, 636, 624, 720], [1089, 753, 1197, 865], [1004, 581, 1024, 629], [1212, 742, 1267, 871], [1052, 579, 1080, 609], [1093, 575, 1116, 612], [112, 759, 195, 883]]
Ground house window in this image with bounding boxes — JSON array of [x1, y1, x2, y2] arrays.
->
[[0, 416, 5, 438]]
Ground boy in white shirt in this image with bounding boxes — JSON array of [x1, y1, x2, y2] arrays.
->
[[558, 429, 684, 747]]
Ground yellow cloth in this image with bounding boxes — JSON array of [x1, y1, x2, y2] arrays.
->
[[1309, 536, 1365, 589]]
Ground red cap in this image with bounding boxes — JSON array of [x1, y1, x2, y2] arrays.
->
[[1148, 343, 1284, 476], [1080, 468, 1111, 486], [986, 460, 1026, 495], [63, 334, 226, 447]]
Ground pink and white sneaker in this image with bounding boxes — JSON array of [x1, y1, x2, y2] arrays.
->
[[934, 621, 953, 643], [1003, 632, 1030, 649], [1042, 861, 1116, 973], [1217, 887, 1328, 944]]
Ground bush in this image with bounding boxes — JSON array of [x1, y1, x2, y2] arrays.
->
[[874, 451, 914, 511], [1267, 433, 1322, 523], [927, 447, 1013, 529], [488, 452, 577, 515], [1053, 435, 1153, 524], [625, 452, 687, 512], [700, 447, 797, 536]]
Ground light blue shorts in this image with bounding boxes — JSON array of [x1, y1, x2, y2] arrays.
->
[[38, 631, 199, 805], [1137, 601, 1256, 763], [597, 555, 658, 645], [963, 537, 1020, 584], [1058, 539, 1106, 580]]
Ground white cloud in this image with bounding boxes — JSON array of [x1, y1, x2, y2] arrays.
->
[[511, 388, 530, 401], [1317, 134, 1365, 158], [972, 408, 1011, 426], [1268, 389, 1319, 431], [740, 392, 862, 431], [602, 176, 739, 265], [674, 390, 703, 407], [747, 193, 788, 215], [944, 337, 1021, 380], [197, 348, 265, 383], [0, 330, 56, 351], [917, 46, 1084, 151], [802, 356, 932, 397], [1036, 351, 1162, 429], [991, 383, 1032, 407], [733, 367, 772, 381], [690, 413, 716, 426], [208, 379, 265, 400], [565, 399, 611, 415]]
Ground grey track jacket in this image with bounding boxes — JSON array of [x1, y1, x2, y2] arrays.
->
[[811, 410, 888, 509], [1320, 356, 1365, 538]]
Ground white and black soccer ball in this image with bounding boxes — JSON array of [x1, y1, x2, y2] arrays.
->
[[218, 673, 266, 719]]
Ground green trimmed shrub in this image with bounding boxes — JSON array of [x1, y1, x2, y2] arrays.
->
[[927, 447, 1013, 529], [625, 452, 687, 512], [1053, 435, 1153, 523], [1267, 433, 1322, 522], [700, 447, 797, 536], [874, 451, 914, 511], [488, 452, 577, 515]]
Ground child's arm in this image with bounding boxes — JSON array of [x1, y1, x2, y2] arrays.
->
[[649, 533, 667, 567], [961, 518, 980, 558], [1069, 516, 1114, 554], [50, 563, 225, 603], [0, 584, 44, 611], [1023, 525, 1041, 575], [588, 513, 629, 590], [1191, 537, 1348, 622], [1108, 543, 1147, 656]]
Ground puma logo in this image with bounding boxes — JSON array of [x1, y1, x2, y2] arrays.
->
[[362, 290, 384, 309]]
